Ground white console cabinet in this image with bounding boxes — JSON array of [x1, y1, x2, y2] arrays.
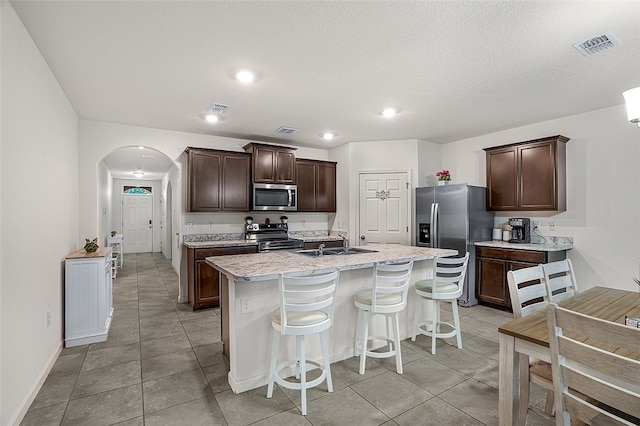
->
[[65, 247, 113, 347]]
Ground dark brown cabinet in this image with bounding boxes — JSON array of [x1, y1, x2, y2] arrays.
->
[[484, 135, 569, 211], [187, 245, 258, 310], [476, 246, 565, 309], [296, 159, 337, 212], [185, 147, 251, 212], [243, 143, 297, 184]]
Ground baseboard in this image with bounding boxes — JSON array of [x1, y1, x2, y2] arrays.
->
[[9, 341, 63, 425]]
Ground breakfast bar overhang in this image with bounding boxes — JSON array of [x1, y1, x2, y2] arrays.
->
[[206, 244, 456, 394]]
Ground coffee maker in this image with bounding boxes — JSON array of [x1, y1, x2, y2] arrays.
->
[[508, 218, 531, 243]]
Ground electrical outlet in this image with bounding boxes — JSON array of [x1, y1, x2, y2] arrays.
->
[[302, 220, 307, 227], [337, 220, 342, 228], [208, 222, 214, 230], [549, 221, 556, 231], [186, 222, 195, 231], [46, 311, 51, 327], [241, 298, 251, 314], [532, 220, 539, 230]]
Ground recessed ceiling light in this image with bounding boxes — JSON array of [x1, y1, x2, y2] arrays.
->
[[381, 108, 397, 118], [235, 70, 255, 84], [205, 114, 219, 123], [322, 132, 335, 140], [133, 171, 144, 177]]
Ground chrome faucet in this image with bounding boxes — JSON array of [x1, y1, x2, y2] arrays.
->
[[318, 243, 325, 257], [340, 235, 350, 252]]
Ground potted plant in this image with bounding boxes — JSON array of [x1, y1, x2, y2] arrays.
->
[[436, 169, 451, 185], [280, 215, 288, 224]]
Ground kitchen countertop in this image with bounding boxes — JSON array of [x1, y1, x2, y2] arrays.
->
[[206, 244, 457, 282], [474, 240, 572, 252]]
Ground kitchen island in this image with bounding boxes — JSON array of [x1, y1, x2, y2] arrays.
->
[[206, 244, 456, 394]]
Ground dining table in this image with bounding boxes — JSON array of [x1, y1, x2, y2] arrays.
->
[[497, 286, 640, 426]]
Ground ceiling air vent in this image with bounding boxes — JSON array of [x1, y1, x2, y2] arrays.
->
[[207, 103, 229, 113], [572, 31, 621, 56], [275, 126, 298, 134]]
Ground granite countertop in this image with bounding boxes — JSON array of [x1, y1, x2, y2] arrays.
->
[[205, 244, 457, 282], [474, 240, 572, 252]]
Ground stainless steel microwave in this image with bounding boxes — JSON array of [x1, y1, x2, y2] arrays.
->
[[252, 183, 297, 211]]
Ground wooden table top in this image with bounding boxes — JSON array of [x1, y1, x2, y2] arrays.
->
[[498, 286, 640, 359]]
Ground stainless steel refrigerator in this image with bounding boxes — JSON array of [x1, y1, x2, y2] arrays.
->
[[416, 184, 494, 306]]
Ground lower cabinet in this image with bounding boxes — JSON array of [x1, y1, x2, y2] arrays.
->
[[65, 247, 113, 347], [476, 246, 565, 309], [187, 245, 258, 310]]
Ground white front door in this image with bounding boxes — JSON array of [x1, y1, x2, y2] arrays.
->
[[359, 172, 410, 245], [123, 194, 153, 253]]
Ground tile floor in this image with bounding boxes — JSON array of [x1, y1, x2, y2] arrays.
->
[[21, 253, 555, 425]]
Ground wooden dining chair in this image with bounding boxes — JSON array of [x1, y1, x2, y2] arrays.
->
[[507, 265, 555, 423], [546, 303, 640, 426], [541, 259, 578, 303]]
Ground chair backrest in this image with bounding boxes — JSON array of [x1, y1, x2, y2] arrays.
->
[[547, 303, 640, 426], [507, 265, 547, 319], [432, 252, 470, 297], [370, 260, 414, 312], [541, 259, 578, 304], [279, 268, 340, 335]]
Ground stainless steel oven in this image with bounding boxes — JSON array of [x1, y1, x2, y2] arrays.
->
[[252, 183, 297, 211], [245, 223, 303, 252]]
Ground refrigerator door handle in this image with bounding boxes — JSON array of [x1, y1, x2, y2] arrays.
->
[[433, 203, 439, 248], [429, 203, 435, 248]]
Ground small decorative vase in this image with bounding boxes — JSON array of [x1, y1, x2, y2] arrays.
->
[[438, 180, 450, 186]]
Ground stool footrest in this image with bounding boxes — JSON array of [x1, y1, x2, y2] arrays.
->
[[355, 336, 398, 359], [414, 321, 457, 339], [273, 360, 327, 391]]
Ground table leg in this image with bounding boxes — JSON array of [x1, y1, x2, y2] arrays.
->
[[499, 333, 519, 426]]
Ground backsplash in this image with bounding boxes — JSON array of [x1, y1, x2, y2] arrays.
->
[[183, 229, 334, 242]]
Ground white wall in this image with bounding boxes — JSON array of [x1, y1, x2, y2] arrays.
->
[[442, 105, 640, 292], [1, 3, 80, 423]]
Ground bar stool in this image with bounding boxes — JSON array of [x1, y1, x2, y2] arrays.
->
[[411, 253, 469, 355], [267, 268, 340, 416], [353, 260, 414, 375]]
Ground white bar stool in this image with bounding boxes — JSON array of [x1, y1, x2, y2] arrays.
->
[[107, 234, 123, 269], [353, 260, 414, 375], [266, 268, 340, 416], [411, 253, 469, 355]]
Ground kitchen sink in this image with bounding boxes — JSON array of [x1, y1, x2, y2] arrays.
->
[[295, 247, 378, 257]]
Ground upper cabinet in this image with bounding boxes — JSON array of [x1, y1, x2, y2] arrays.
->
[[484, 135, 569, 212], [243, 143, 297, 184], [185, 147, 251, 212], [296, 159, 337, 212]]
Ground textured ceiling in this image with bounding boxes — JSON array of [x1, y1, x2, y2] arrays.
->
[[10, 0, 640, 177]]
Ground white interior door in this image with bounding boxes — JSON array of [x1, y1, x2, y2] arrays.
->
[[359, 172, 409, 245], [123, 194, 153, 253]]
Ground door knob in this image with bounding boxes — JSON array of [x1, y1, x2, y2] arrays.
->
[[360, 235, 365, 240]]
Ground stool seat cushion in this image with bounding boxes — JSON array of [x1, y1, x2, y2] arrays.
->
[[414, 280, 459, 294], [271, 309, 328, 327], [353, 289, 403, 306]]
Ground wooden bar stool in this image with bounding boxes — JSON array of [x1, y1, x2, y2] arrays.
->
[[353, 260, 414, 375], [411, 253, 469, 355], [266, 268, 340, 415]]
